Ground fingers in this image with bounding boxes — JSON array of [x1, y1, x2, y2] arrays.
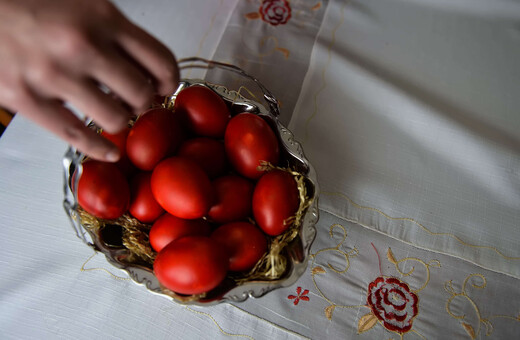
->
[[16, 90, 121, 162], [23, 59, 133, 134], [33, 73, 132, 134], [87, 46, 156, 114], [63, 78, 131, 134], [116, 20, 179, 96]]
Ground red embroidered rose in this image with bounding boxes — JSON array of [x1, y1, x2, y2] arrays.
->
[[367, 277, 419, 333], [259, 0, 292, 26]]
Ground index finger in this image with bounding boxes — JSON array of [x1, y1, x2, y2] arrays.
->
[[18, 94, 121, 162]]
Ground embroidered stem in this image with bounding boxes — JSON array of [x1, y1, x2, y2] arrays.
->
[[371, 242, 383, 276]]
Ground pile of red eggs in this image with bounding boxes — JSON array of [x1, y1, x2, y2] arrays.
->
[[75, 85, 301, 295]]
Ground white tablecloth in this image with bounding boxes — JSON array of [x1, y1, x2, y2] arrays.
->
[[1, 0, 519, 339]]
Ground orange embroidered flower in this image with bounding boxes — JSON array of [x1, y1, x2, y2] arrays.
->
[[367, 277, 419, 333], [288, 286, 310, 305], [259, 0, 292, 26]]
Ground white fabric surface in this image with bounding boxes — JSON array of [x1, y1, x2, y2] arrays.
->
[[1, 0, 519, 339], [289, 0, 520, 278]]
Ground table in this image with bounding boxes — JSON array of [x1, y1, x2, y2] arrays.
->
[[1, 0, 519, 339]]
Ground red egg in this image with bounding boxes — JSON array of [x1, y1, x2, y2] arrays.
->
[[128, 172, 164, 223], [211, 222, 267, 272], [76, 160, 130, 220], [149, 213, 211, 252], [252, 170, 299, 236], [177, 137, 227, 179], [224, 113, 279, 179], [174, 85, 230, 138], [208, 175, 254, 223], [151, 157, 214, 219], [153, 236, 228, 295], [126, 108, 185, 170]]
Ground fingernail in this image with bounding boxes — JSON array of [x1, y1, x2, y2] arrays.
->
[[105, 149, 120, 162]]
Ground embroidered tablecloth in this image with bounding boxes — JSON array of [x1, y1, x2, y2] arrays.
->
[[1, 0, 519, 339]]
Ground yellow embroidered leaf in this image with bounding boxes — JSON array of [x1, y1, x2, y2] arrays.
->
[[275, 47, 290, 59], [312, 2, 322, 11], [324, 304, 335, 320], [387, 248, 397, 265], [245, 12, 260, 20], [444, 280, 457, 294], [482, 319, 494, 336], [358, 312, 378, 334], [429, 259, 441, 268], [312, 266, 326, 275], [462, 322, 476, 339], [349, 247, 360, 257]]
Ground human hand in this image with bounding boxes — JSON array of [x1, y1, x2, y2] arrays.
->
[[0, 0, 179, 161]]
